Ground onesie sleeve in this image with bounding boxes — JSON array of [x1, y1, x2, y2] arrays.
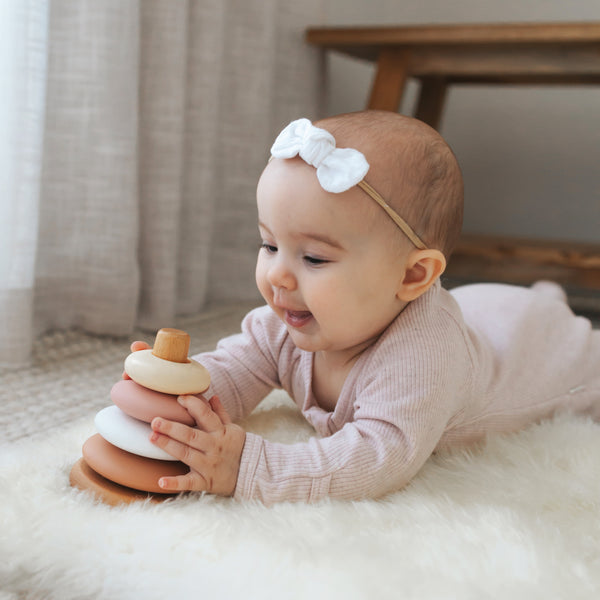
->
[[233, 317, 470, 504], [193, 305, 293, 422]]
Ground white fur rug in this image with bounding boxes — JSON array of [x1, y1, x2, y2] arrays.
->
[[2, 388, 600, 600]]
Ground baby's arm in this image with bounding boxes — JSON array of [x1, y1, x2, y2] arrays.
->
[[192, 305, 292, 422], [234, 343, 466, 504], [148, 366, 457, 501], [148, 391, 443, 500], [235, 411, 444, 504]]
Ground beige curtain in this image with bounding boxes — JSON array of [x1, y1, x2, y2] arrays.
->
[[1, 0, 324, 368]]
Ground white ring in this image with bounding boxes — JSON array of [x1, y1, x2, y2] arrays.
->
[[95, 405, 177, 461], [124, 349, 210, 395]]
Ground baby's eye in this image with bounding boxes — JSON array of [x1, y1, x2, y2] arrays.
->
[[303, 255, 329, 266], [261, 242, 277, 254]]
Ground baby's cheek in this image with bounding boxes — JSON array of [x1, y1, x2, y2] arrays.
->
[[257, 282, 272, 306], [255, 264, 269, 298], [308, 283, 344, 315]]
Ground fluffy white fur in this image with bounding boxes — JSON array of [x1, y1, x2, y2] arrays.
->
[[2, 390, 600, 600]]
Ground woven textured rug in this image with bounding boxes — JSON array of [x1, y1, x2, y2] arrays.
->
[[0, 303, 256, 443], [1, 303, 600, 599]]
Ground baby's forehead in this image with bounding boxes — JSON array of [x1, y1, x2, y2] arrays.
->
[[259, 158, 407, 247], [262, 157, 375, 210], [258, 156, 320, 197]]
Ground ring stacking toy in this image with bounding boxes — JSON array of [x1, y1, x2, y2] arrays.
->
[[69, 327, 211, 506]]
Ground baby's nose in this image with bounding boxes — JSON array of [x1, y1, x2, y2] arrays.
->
[[267, 258, 297, 290]]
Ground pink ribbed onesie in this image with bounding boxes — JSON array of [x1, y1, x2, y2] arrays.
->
[[195, 280, 600, 504]]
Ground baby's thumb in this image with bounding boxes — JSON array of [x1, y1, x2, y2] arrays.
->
[[208, 395, 231, 424]]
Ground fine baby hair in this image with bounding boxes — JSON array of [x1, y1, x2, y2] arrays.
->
[[295, 110, 465, 258]]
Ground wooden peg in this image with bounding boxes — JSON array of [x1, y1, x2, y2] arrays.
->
[[152, 328, 190, 363]]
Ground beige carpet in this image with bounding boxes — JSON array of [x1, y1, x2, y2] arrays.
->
[[1, 303, 600, 599]]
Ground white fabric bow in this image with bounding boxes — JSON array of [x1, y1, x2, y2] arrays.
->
[[270, 118, 369, 193]]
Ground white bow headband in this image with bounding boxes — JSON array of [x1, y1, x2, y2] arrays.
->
[[270, 118, 427, 250]]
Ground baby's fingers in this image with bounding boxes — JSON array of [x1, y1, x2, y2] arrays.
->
[[123, 341, 151, 379], [130, 340, 151, 352], [150, 418, 205, 454], [178, 395, 224, 432], [158, 471, 209, 492]]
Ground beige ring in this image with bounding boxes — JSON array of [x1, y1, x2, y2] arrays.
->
[[124, 349, 210, 395]]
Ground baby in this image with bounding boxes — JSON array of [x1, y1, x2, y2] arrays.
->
[[140, 110, 600, 504]]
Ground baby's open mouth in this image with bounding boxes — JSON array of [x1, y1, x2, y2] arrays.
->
[[284, 310, 313, 328]]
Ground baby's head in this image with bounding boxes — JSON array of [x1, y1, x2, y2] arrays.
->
[[255, 111, 464, 356], [313, 110, 464, 258]]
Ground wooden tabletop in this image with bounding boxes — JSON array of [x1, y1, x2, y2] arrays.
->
[[306, 22, 600, 84], [306, 22, 600, 61]]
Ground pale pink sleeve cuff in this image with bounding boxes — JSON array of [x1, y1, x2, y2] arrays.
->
[[232, 433, 334, 504], [233, 432, 263, 501]]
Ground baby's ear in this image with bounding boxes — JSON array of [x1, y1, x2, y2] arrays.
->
[[397, 249, 446, 302]]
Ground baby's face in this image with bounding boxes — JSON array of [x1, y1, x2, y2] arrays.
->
[[255, 158, 410, 360]]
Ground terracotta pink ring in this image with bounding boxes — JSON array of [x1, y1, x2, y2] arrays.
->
[[111, 379, 196, 426]]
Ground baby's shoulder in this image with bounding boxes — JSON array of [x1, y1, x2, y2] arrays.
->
[[351, 294, 473, 411], [364, 285, 471, 372]]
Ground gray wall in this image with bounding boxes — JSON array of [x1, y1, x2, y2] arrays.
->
[[321, 1, 600, 243]]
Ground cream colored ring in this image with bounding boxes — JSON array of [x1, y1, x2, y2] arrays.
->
[[124, 349, 210, 395]]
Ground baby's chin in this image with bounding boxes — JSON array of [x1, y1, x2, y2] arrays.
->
[[285, 333, 322, 354], [281, 321, 323, 353]]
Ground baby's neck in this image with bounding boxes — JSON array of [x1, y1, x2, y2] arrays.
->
[[311, 353, 350, 412], [311, 343, 373, 412]]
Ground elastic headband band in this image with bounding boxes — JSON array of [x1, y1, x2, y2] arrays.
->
[[356, 181, 427, 250], [270, 118, 427, 249]]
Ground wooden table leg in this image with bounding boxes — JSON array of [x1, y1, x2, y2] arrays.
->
[[414, 77, 448, 130], [368, 48, 411, 111]]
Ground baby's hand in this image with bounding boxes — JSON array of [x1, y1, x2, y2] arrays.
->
[[149, 395, 245, 496], [122, 340, 151, 379]]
